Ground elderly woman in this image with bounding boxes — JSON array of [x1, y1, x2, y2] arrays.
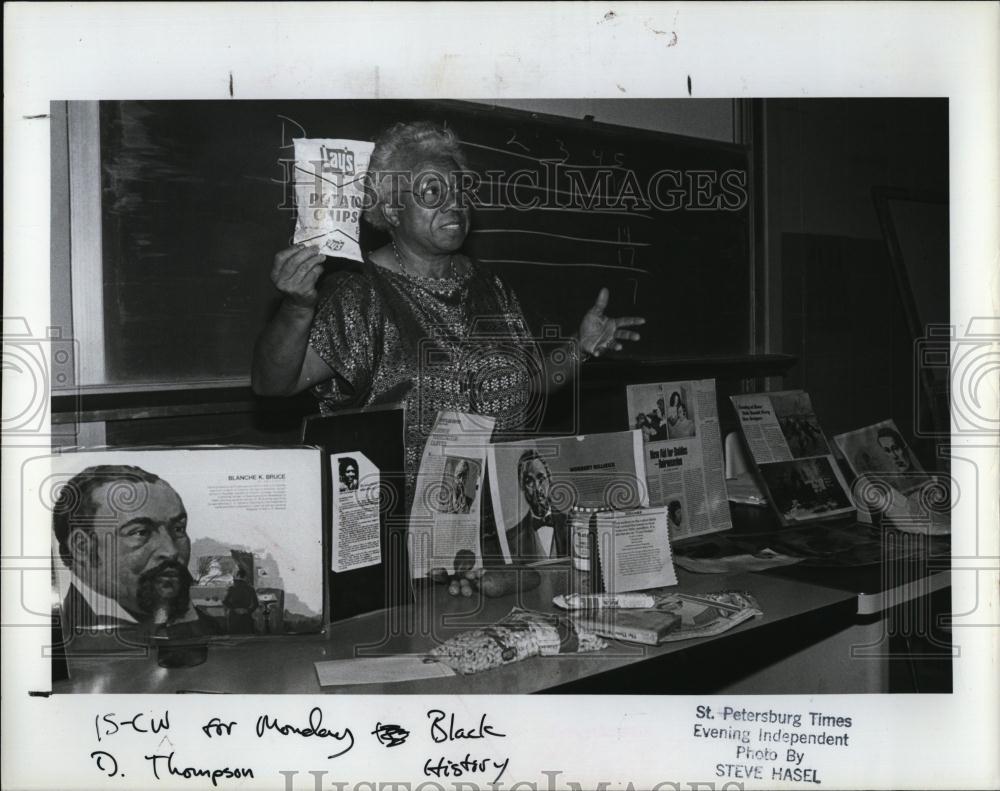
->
[[254, 121, 643, 588], [254, 121, 643, 475]]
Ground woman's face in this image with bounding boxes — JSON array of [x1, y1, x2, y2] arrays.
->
[[390, 157, 470, 255]]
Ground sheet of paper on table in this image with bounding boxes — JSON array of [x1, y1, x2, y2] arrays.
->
[[314, 655, 456, 687]]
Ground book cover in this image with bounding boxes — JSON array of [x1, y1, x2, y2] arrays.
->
[[572, 609, 682, 646]]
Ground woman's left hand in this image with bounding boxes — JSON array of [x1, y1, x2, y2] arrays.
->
[[578, 288, 646, 357]]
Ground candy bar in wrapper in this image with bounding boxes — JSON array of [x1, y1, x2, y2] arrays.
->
[[292, 138, 374, 262], [427, 607, 607, 675]]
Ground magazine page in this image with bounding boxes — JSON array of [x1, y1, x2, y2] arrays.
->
[[488, 431, 648, 565], [731, 390, 855, 525], [626, 379, 733, 540], [409, 411, 495, 578], [594, 507, 678, 593], [755, 457, 856, 524], [731, 389, 832, 463], [730, 389, 829, 463], [39, 447, 325, 644]]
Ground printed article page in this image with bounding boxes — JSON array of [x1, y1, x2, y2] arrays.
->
[[409, 411, 495, 578], [627, 379, 733, 540], [330, 451, 382, 573]]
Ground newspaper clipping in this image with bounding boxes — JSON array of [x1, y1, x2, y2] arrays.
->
[[488, 431, 648, 565], [409, 411, 495, 578], [626, 379, 733, 540], [330, 451, 382, 573], [731, 390, 854, 525], [292, 137, 374, 262]]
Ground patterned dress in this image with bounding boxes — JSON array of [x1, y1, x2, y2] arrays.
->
[[308, 258, 541, 506]]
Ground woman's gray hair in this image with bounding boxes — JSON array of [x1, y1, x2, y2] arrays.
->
[[362, 121, 469, 231]]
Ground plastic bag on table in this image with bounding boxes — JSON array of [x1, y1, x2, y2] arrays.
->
[[426, 607, 607, 675]]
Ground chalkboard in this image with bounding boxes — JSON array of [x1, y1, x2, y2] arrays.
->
[[99, 100, 751, 385]]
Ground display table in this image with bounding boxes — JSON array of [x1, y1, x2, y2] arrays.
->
[[53, 508, 950, 695]]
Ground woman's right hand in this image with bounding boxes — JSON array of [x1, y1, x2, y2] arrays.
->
[[271, 244, 327, 309]]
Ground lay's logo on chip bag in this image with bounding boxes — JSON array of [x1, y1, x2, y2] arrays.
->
[[321, 146, 355, 175]]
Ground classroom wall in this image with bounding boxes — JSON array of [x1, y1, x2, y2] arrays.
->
[[764, 98, 949, 456], [765, 98, 947, 242], [490, 98, 737, 142]]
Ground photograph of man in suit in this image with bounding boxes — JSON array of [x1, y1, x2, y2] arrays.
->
[[53, 465, 219, 640], [504, 450, 570, 564]]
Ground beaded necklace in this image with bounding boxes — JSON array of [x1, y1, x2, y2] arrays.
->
[[391, 240, 460, 297]]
